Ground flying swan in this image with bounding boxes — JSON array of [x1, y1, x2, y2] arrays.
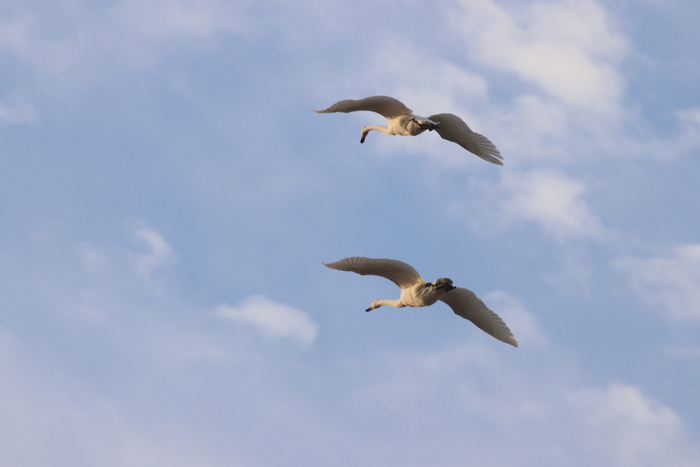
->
[[323, 256, 517, 347], [314, 95, 503, 165]]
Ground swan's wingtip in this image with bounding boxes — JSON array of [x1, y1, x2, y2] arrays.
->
[[482, 154, 504, 166]]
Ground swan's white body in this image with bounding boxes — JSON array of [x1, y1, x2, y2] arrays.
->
[[323, 256, 517, 347], [314, 96, 504, 166]]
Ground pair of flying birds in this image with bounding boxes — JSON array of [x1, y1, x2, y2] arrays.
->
[[316, 96, 517, 347]]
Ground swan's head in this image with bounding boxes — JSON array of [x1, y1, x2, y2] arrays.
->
[[429, 278, 455, 291], [414, 116, 440, 132]]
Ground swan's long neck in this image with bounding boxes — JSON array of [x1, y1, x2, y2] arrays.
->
[[365, 299, 403, 311], [360, 125, 390, 143]]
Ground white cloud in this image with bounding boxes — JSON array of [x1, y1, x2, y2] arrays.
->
[[500, 169, 605, 241], [0, 95, 38, 126], [567, 383, 694, 466], [544, 245, 597, 295], [446, 170, 607, 260], [0, 0, 250, 87], [0, 327, 220, 467], [667, 345, 700, 360], [451, 0, 628, 115], [676, 108, 700, 128], [484, 291, 548, 346], [112, 0, 248, 41], [130, 224, 177, 281], [0, 8, 34, 56], [350, 344, 700, 466], [672, 108, 700, 156], [495, 94, 572, 162], [53, 224, 179, 322], [78, 245, 109, 272], [367, 39, 490, 109], [614, 244, 700, 321], [217, 295, 318, 346]]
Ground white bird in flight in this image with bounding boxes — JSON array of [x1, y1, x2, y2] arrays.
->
[[314, 95, 503, 166], [323, 256, 517, 347]]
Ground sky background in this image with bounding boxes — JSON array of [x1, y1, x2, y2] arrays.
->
[[2, 0, 700, 465]]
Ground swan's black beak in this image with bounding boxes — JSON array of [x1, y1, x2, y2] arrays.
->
[[420, 121, 439, 131]]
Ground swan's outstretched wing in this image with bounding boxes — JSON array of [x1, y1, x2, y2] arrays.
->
[[323, 256, 423, 289], [428, 113, 504, 166], [314, 96, 413, 119], [440, 287, 518, 347]]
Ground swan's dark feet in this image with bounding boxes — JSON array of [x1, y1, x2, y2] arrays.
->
[[365, 308, 371, 312]]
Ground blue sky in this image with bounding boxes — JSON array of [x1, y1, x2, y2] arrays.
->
[[2, 0, 700, 465]]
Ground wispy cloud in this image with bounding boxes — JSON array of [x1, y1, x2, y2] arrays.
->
[[667, 345, 700, 360], [217, 295, 318, 346], [0, 326, 220, 467], [672, 108, 700, 156], [112, 0, 248, 40], [0, 0, 250, 89], [350, 343, 700, 466], [130, 224, 177, 281], [498, 169, 605, 242], [484, 291, 548, 346], [614, 244, 700, 321], [450, 0, 628, 115], [567, 383, 692, 466], [0, 95, 38, 126]]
